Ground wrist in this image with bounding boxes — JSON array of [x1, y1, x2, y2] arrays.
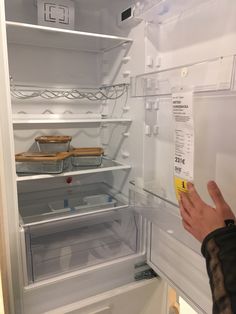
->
[[201, 224, 236, 257]]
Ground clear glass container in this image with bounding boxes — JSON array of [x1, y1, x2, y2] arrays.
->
[[71, 147, 104, 167], [15, 152, 70, 174]]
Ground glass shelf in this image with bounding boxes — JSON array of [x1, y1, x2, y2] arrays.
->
[[143, 183, 178, 208], [131, 55, 235, 97], [12, 115, 132, 127], [16, 157, 131, 182], [6, 21, 133, 53], [19, 183, 129, 227]]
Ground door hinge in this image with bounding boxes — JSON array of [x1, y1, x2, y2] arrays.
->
[[134, 262, 158, 281]]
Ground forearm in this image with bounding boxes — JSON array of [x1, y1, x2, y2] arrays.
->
[[201, 226, 236, 314]]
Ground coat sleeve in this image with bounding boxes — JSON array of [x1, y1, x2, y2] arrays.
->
[[201, 226, 236, 314]]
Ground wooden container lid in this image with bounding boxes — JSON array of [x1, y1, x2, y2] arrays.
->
[[35, 136, 72, 143], [72, 147, 104, 157], [15, 152, 71, 162]]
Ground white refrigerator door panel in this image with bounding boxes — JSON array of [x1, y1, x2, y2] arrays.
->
[[132, 61, 236, 313], [131, 187, 211, 313], [43, 278, 167, 314], [149, 225, 211, 314]]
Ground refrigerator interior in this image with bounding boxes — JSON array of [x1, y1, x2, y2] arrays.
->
[[4, 0, 148, 312], [3, 0, 236, 313]]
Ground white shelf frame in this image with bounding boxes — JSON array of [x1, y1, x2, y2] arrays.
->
[[21, 204, 130, 227], [13, 117, 132, 126], [6, 21, 133, 53], [16, 158, 131, 182]]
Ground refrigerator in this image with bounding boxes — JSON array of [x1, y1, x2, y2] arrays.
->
[[1, 0, 236, 313]]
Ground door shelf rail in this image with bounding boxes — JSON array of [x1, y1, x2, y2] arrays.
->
[[131, 55, 236, 97], [10, 81, 129, 101], [6, 21, 133, 53], [16, 157, 131, 182]]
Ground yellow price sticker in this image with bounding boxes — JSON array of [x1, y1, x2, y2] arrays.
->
[[174, 176, 188, 200]]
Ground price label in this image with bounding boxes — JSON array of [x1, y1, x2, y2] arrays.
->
[[172, 91, 194, 199], [175, 157, 185, 165], [174, 177, 188, 200]]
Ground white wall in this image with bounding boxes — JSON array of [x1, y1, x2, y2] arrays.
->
[[180, 297, 198, 314]]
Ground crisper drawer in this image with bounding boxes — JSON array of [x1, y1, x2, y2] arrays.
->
[[21, 209, 139, 284], [131, 186, 212, 313]]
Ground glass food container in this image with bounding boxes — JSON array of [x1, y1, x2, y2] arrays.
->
[[71, 147, 104, 167], [15, 152, 71, 174]]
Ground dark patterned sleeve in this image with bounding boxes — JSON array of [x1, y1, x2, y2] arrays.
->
[[201, 226, 236, 314]]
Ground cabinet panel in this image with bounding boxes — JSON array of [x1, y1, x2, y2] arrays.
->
[[43, 279, 167, 314]]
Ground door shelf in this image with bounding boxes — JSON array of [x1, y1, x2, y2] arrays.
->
[[136, 0, 215, 24], [131, 184, 201, 255], [16, 157, 131, 182], [19, 182, 129, 226], [6, 21, 133, 53], [131, 55, 235, 97], [21, 207, 138, 284]]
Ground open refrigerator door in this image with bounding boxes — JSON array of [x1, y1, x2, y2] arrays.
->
[[130, 0, 236, 312]]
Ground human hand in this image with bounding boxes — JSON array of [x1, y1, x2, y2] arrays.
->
[[179, 181, 235, 242]]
